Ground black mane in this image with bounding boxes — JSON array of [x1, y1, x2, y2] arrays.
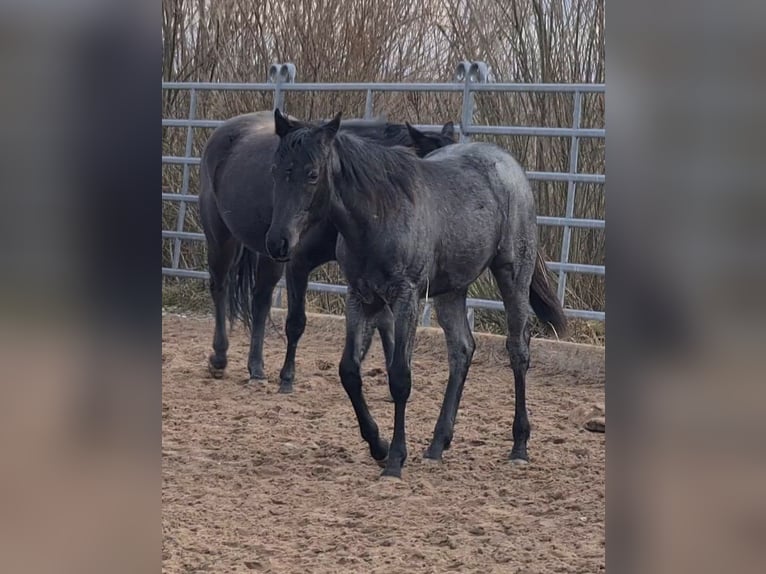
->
[[274, 121, 411, 166], [331, 131, 420, 218]]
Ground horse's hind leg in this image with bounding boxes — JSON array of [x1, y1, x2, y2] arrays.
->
[[206, 237, 239, 378], [424, 290, 475, 461], [246, 254, 284, 383], [491, 255, 535, 463]]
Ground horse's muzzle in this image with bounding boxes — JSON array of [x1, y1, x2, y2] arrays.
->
[[265, 236, 291, 262]]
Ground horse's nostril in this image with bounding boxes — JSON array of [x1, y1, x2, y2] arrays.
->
[[266, 236, 283, 259]]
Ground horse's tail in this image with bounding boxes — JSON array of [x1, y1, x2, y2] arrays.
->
[[226, 245, 259, 331], [529, 251, 568, 338]]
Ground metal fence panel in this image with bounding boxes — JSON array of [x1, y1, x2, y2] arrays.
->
[[162, 67, 605, 325]]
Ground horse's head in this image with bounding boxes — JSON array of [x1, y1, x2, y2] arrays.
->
[[406, 121, 457, 156], [266, 109, 341, 262]]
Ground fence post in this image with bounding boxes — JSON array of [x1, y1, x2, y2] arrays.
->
[[364, 89, 374, 119], [455, 61, 473, 143], [171, 88, 197, 271], [467, 307, 475, 331], [455, 60, 489, 143], [557, 90, 583, 306], [269, 63, 296, 112], [421, 302, 432, 327]]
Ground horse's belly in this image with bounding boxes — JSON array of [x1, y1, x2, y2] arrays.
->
[[212, 182, 272, 251], [429, 242, 495, 292]]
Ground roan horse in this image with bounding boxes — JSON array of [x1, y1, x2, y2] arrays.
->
[[200, 111, 456, 392], [267, 109, 567, 479]]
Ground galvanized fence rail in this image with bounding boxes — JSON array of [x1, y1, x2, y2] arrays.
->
[[162, 62, 605, 326]]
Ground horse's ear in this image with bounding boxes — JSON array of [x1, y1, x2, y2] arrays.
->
[[274, 108, 295, 137], [319, 111, 342, 141], [441, 121, 455, 139], [405, 122, 425, 143]]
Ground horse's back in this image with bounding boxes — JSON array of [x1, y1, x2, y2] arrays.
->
[[424, 142, 533, 206], [199, 111, 280, 251], [201, 111, 276, 175], [419, 142, 537, 263], [425, 141, 523, 172]]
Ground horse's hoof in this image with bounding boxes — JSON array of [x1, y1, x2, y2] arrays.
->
[[247, 378, 266, 387], [278, 381, 294, 394], [374, 456, 388, 469], [510, 457, 529, 466], [379, 474, 402, 482], [249, 369, 267, 381], [379, 468, 402, 480], [422, 451, 442, 463], [208, 365, 225, 379]]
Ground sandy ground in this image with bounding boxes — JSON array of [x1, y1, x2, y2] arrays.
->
[[163, 311, 605, 573]]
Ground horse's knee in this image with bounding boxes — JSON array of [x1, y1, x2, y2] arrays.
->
[[339, 355, 361, 389], [387, 364, 412, 403], [285, 310, 307, 340]]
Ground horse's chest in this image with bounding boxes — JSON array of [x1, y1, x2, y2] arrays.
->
[[345, 260, 414, 305]]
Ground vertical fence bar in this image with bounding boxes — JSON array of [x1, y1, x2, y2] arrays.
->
[[270, 63, 295, 114], [364, 89, 374, 119], [459, 79, 474, 143], [275, 287, 283, 309], [556, 91, 583, 305], [273, 78, 283, 112], [421, 303, 432, 327], [171, 88, 197, 270], [467, 307, 475, 331]]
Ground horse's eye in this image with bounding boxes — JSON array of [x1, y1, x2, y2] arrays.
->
[[307, 169, 320, 183]]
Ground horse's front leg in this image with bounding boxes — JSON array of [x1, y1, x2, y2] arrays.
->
[[338, 293, 389, 464], [277, 261, 310, 393], [381, 289, 419, 479]]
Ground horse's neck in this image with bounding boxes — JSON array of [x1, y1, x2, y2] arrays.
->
[[328, 182, 374, 246], [328, 176, 395, 261], [327, 138, 414, 243]]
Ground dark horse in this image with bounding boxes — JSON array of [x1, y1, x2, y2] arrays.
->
[[267, 110, 567, 478], [200, 110, 456, 392]]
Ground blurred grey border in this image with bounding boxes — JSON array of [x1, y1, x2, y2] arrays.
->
[[0, 1, 158, 573], [608, 1, 766, 573], [1, 0, 765, 572]]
